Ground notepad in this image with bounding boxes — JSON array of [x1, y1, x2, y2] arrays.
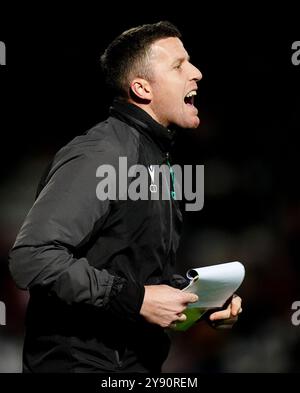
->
[[173, 261, 245, 331]]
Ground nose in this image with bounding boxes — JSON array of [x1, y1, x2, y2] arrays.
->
[[190, 63, 202, 82]]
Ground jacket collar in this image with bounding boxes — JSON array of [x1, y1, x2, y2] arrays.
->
[[109, 98, 176, 153]]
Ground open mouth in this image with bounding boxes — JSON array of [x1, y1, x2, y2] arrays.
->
[[184, 90, 197, 106]]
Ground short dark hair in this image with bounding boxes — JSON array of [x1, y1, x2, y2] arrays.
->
[[100, 21, 181, 97]]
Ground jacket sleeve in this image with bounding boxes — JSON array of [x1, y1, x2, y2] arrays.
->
[[169, 274, 189, 289], [9, 147, 145, 320]]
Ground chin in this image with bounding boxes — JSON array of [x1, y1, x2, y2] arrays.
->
[[184, 116, 200, 129], [172, 115, 200, 129]]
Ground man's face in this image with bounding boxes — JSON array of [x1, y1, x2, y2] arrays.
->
[[148, 37, 202, 129]]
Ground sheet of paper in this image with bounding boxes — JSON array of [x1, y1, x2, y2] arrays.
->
[[183, 261, 245, 309], [173, 261, 245, 331]]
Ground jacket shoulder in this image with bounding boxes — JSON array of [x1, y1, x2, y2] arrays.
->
[[37, 117, 140, 195], [63, 117, 139, 157], [53, 117, 140, 169]]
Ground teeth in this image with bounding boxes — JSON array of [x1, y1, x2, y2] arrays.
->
[[185, 90, 197, 98]]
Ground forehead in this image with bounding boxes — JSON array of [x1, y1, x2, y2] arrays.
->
[[150, 37, 188, 63]]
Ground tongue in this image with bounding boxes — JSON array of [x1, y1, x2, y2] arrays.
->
[[184, 96, 194, 106]]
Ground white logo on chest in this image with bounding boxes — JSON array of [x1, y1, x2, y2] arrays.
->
[[148, 165, 157, 193]]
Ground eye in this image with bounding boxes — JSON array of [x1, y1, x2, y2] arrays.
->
[[174, 63, 182, 70]]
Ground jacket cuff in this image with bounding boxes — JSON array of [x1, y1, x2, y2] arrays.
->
[[108, 277, 145, 322], [168, 274, 189, 289]]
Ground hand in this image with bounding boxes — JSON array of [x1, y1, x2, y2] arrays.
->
[[140, 284, 198, 328], [208, 294, 242, 329]]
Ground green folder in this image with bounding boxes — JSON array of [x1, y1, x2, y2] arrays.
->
[[172, 307, 208, 331]]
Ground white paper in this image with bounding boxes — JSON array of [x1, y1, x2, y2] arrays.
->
[[183, 261, 245, 308]]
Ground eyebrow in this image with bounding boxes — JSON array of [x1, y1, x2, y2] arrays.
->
[[172, 54, 191, 66]]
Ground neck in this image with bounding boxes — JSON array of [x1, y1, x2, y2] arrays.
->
[[126, 97, 168, 128]]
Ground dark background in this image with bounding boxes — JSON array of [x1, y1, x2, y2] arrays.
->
[[0, 6, 299, 372]]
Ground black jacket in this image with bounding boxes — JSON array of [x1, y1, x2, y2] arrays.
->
[[9, 99, 185, 373]]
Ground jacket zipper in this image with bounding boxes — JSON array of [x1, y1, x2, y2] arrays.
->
[[115, 349, 122, 369], [165, 152, 173, 256]]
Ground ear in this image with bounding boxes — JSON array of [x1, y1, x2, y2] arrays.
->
[[130, 78, 153, 101]]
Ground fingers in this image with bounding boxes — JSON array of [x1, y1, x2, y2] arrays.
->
[[210, 295, 242, 321], [208, 295, 243, 331], [210, 316, 238, 330], [140, 285, 199, 328], [230, 295, 242, 316], [169, 313, 187, 330], [177, 313, 187, 322], [210, 307, 232, 321], [182, 292, 198, 304]]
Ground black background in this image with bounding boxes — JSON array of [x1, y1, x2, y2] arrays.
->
[[0, 4, 299, 373]]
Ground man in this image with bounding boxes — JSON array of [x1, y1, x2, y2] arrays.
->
[[9, 21, 242, 373]]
